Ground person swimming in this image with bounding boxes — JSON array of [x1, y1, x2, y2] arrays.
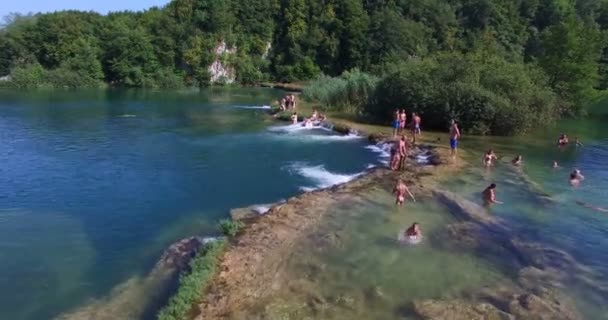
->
[[552, 161, 559, 169], [394, 179, 416, 206], [570, 169, 585, 187], [482, 183, 503, 205], [558, 134, 569, 146], [483, 149, 497, 167], [512, 155, 523, 166], [574, 137, 584, 147], [405, 223, 422, 241]]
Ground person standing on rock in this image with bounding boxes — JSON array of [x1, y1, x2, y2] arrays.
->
[[449, 120, 461, 158], [390, 139, 401, 171], [392, 110, 400, 137], [411, 112, 421, 144], [482, 183, 503, 206], [399, 135, 408, 170], [394, 179, 416, 206]]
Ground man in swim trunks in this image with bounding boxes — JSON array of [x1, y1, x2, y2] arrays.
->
[[392, 110, 400, 137], [399, 110, 407, 135], [449, 120, 461, 158], [411, 112, 421, 144], [482, 183, 503, 206], [394, 179, 416, 206]]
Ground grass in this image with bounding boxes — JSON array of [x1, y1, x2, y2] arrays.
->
[[217, 219, 244, 237], [157, 239, 227, 320]]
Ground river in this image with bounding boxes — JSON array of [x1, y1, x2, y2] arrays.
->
[[1, 89, 607, 319], [0, 89, 382, 320]]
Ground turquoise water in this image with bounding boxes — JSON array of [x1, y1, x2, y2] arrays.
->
[[450, 116, 608, 318], [0, 89, 382, 320]]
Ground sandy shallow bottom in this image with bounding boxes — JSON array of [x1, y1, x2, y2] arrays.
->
[[244, 188, 507, 320]]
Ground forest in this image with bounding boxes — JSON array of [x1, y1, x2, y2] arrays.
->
[[1, 0, 607, 133]]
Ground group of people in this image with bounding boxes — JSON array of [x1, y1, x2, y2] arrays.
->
[[480, 134, 589, 205], [279, 94, 297, 111], [392, 119, 597, 243], [290, 108, 327, 127], [392, 110, 422, 143]]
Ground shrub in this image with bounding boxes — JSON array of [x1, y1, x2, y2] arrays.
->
[[303, 69, 379, 112], [217, 219, 244, 237], [365, 52, 559, 135], [157, 239, 227, 320]]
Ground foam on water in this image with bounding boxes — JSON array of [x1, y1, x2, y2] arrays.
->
[[284, 162, 362, 191], [233, 105, 271, 110], [267, 123, 361, 143]]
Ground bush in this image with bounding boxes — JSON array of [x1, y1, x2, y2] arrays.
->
[[157, 239, 227, 320], [365, 52, 558, 135], [303, 69, 379, 112], [8, 63, 46, 88], [217, 219, 244, 237]]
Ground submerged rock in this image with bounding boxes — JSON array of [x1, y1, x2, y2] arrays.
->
[[155, 236, 204, 270], [413, 299, 514, 320]]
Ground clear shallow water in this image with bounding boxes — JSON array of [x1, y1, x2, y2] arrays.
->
[[0, 89, 382, 320]]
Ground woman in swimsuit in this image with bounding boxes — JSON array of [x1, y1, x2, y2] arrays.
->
[[482, 183, 503, 206], [512, 155, 523, 166], [405, 223, 422, 240], [394, 179, 416, 206], [483, 149, 497, 167]]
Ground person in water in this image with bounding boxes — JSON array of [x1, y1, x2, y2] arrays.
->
[[394, 179, 416, 206], [552, 161, 559, 169], [558, 134, 569, 146], [405, 223, 422, 240], [411, 112, 421, 144], [482, 183, 503, 205], [449, 120, 461, 158], [574, 137, 584, 147], [291, 112, 298, 125], [512, 155, 523, 166], [392, 110, 400, 137], [570, 169, 585, 187], [483, 149, 498, 167]]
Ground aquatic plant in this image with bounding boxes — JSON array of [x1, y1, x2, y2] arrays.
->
[[157, 239, 227, 320], [217, 219, 244, 237]]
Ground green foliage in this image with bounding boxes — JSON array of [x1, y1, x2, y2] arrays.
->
[[366, 52, 557, 135], [303, 70, 379, 112], [0, 0, 606, 118], [157, 239, 227, 320], [7, 63, 46, 88], [217, 219, 244, 237]]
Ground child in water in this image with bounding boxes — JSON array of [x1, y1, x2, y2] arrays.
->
[[399, 222, 423, 244], [482, 183, 503, 206], [483, 149, 498, 167], [394, 179, 416, 206], [512, 155, 523, 166]]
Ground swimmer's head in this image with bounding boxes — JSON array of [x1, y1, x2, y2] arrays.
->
[[570, 172, 577, 179], [489, 183, 497, 189]]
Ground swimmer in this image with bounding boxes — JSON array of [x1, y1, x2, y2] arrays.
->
[[574, 137, 584, 147], [291, 112, 298, 125], [512, 155, 523, 166], [449, 120, 461, 158], [394, 179, 416, 206], [569, 169, 585, 187], [552, 161, 559, 169], [483, 149, 498, 167], [405, 223, 422, 240], [482, 183, 503, 205], [558, 134, 569, 146]]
